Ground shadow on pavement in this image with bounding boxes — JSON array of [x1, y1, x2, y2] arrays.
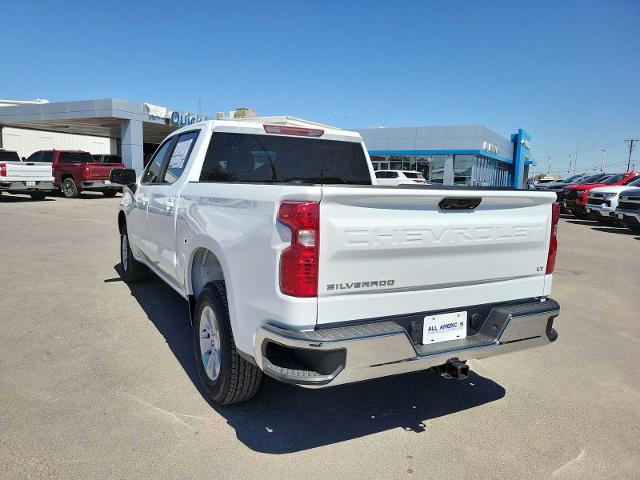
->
[[114, 265, 506, 454], [591, 226, 637, 235], [0, 194, 56, 202], [566, 219, 597, 226]]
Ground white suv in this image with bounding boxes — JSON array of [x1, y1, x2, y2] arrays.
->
[[375, 170, 426, 185], [586, 176, 640, 223]]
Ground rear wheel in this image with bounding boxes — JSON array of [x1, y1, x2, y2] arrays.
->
[[120, 229, 147, 282], [30, 192, 47, 201], [103, 189, 118, 198], [61, 177, 80, 198], [194, 281, 262, 405]]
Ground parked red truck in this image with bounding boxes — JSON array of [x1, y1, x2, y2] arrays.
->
[[25, 150, 124, 198]]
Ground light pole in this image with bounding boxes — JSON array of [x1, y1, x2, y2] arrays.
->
[[592, 145, 607, 172]]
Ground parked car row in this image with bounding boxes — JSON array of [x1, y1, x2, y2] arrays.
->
[[535, 171, 640, 232], [0, 149, 124, 200]]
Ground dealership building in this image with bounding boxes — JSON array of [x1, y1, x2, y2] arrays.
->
[[0, 98, 532, 188], [358, 125, 533, 188]]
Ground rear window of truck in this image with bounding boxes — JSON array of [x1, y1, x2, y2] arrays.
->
[[58, 152, 94, 164], [0, 151, 20, 162], [199, 133, 372, 185]]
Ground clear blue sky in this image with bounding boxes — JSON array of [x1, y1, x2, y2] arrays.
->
[[2, 0, 638, 173]]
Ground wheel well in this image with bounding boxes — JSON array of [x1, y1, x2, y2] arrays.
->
[[190, 248, 224, 299], [118, 211, 126, 235]]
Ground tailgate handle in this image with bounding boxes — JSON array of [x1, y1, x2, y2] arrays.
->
[[439, 197, 481, 211]]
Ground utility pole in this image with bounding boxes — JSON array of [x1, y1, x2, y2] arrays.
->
[[547, 155, 551, 176], [624, 139, 638, 172], [573, 145, 579, 174], [592, 144, 607, 172]]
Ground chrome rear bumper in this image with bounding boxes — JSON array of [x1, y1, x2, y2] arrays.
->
[[255, 299, 559, 388]]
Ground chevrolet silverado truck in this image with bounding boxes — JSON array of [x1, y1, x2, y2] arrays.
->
[[615, 190, 640, 232], [26, 150, 123, 198], [111, 117, 561, 405], [0, 149, 54, 200]]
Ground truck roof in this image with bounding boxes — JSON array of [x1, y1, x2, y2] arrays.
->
[[174, 116, 361, 142]]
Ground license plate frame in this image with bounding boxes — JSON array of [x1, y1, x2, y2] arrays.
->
[[423, 311, 468, 344], [25, 181, 36, 187]]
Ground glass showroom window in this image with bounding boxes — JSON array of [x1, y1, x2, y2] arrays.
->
[[429, 155, 447, 184], [454, 155, 474, 185], [370, 155, 388, 171]]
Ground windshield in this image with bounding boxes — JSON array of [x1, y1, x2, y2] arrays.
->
[[622, 175, 640, 185], [200, 133, 372, 185], [563, 174, 582, 183], [579, 174, 608, 184], [601, 174, 627, 185], [624, 177, 640, 187], [0, 150, 20, 162]]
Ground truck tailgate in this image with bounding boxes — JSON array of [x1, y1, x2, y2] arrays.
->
[[317, 186, 556, 325], [87, 163, 123, 180], [3, 162, 53, 181]]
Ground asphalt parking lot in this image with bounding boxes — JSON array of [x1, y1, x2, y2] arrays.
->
[[1, 193, 639, 479]]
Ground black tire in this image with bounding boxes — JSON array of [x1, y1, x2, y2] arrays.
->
[[103, 189, 118, 198], [61, 177, 80, 198], [30, 192, 47, 201], [119, 230, 147, 283], [193, 281, 262, 405]]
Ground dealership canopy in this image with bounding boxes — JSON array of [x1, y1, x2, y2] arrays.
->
[[0, 98, 204, 171]]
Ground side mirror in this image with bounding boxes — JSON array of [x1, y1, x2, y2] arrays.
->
[[21, 157, 26, 161], [110, 168, 137, 185]]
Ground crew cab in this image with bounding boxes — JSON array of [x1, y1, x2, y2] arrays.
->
[[111, 117, 561, 405], [615, 190, 640, 232], [563, 172, 640, 218], [0, 149, 54, 200], [586, 176, 640, 223], [26, 150, 124, 198]]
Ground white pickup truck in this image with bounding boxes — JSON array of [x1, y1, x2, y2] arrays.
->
[[0, 149, 55, 200], [111, 117, 561, 405]]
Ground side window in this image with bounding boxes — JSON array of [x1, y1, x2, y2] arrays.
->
[[390, 171, 399, 178], [142, 138, 176, 184], [161, 131, 199, 184], [42, 151, 54, 162], [375, 171, 385, 178]]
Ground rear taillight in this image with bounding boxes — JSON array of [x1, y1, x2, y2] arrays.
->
[[413, 179, 425, 184], [278, 201, 320, 297], [84, 164, 90, 176], [263, 124, 324, 137], [546, 202, 560, 274], [0, 163, 6, 177]]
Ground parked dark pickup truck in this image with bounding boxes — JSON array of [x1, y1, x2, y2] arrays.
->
[[25, 150, 124, 198]]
